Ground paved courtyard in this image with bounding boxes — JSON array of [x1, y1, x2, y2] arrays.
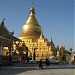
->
[[0, 63, 75, 75], [0, 68, 74, 75], [17, 69, 74, 75]]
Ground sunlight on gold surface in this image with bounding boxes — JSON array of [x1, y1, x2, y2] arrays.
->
[[23, 25, 28, 30]]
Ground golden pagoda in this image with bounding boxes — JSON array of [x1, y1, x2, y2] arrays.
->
[[19, 4, 42, 39], [19, 3, 56, 60]]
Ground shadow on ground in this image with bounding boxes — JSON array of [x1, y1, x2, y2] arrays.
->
[[0, 63, 75, 75], [0, 63, 39, 75]]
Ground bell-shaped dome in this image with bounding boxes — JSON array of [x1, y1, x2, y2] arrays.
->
[[19, 5, 42, 39]]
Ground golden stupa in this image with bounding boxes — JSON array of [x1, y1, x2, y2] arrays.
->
[[19, 3, 56, 60], [19, 5, 42, 39]]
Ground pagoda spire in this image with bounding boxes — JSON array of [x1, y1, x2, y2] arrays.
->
[[32, 0, 34, 5], [30, 0, 35, 14], [50, 37, 54, 46], [1, 18, 5, 26], [51, 37, 53, 43], [19, 0, 42, 39]]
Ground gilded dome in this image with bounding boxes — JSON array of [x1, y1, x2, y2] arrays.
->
[[19, 5, 42, 39]]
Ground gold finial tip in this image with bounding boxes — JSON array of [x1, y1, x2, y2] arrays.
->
[[32, 0, 34, 5], [30, 0, 35, 14]]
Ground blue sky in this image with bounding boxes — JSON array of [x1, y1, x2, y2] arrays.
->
[[0, 0, 74, 51]]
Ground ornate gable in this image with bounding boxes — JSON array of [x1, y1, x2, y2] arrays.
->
[[0, 20, 14, 39], [0, 19, 21, 42]]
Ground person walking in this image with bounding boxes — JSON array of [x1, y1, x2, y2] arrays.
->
[[46, 57, 50, 66], [39, 59, 43, 69]]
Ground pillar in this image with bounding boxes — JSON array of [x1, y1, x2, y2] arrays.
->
[[0, 43, 2, 56], [9, 45, 12, 56], [8, 45, 13, 63]]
